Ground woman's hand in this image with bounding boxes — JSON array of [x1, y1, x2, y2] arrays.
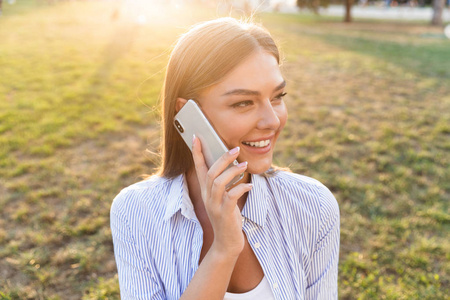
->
[[192, 135, 253, 258]]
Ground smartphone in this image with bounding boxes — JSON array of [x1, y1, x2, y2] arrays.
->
[[174, 99, 244, 188]]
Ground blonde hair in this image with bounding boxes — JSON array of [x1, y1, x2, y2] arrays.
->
[[158, 17, 280, 178]]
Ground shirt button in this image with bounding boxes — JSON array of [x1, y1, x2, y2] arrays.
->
[[241, 216, 245, 223], [254, 242, 261, 249], [273, 283, 279, 289]]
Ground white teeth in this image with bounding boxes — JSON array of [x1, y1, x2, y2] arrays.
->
[[243, 139, 270, 148]]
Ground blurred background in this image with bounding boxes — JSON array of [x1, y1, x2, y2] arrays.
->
[[0, 0, 449, 299]]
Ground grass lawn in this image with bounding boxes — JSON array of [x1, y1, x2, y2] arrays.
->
[[0, 1, 449, 299]]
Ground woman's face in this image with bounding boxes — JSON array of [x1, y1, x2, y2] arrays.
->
[[197, 50, 288, 175]]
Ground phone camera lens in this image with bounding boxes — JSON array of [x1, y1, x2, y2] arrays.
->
[[174, 120, 184, 133]]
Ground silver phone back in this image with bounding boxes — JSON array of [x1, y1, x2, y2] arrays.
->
[[174, 100, 243, 187]]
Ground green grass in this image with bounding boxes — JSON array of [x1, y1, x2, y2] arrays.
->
[[1, 1, 449, 299]]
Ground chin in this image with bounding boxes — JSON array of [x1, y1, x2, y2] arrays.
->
[[247, 161, 272, 175]]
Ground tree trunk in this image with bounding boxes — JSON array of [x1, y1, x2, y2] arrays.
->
[[431, 0, 445, 26], [311, 0, 320, 14], [344, 0, 354, 22]]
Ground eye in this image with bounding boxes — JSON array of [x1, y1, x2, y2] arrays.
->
[[231, 100, 253, 108], [272, 92, 287, 102]]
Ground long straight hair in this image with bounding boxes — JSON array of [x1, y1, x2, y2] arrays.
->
[[157, 18, 280, 178]]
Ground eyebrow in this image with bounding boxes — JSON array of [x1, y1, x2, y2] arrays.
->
[[221, 80, 286, 96]]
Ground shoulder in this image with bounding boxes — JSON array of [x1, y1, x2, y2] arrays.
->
[[268, 170, 339, 215], [272, 170, 327, 187], [110, 175, 176, 220], [268, 171, 340, 248]]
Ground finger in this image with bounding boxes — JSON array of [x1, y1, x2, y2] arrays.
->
[[206, 146, 241, 192], [223, 183, 253, 212], [191, 135, 208, 189], [210, 161, 248, 203]]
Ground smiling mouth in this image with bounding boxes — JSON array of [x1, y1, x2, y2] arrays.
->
[[242, 139, 271, 148]]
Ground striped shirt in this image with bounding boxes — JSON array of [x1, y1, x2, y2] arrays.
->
[[110, 171, 340, 299]]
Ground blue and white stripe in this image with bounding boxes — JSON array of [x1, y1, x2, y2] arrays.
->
[[110, 171, 340, 299]]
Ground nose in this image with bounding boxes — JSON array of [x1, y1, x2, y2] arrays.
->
[[256, 100, 281, 130]]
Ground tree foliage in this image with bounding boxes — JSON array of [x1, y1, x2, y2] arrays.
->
[[296, 0, 353, 22], [296, 0, 330, 14]]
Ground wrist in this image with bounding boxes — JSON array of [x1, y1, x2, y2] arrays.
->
[[209, 243, 242, 264]]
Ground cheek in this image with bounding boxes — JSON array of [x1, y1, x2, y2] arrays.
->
[[214, 117, 245, 143]]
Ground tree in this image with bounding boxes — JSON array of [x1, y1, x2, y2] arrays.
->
[[296, 0, 323, 14], [297, 0, 353, 23], [344, 0, 354, 22], [431, 0, 445, 26]]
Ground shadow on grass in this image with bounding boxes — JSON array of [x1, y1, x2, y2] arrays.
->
[[305, 30, 450, 79], [262, 13, 450, 80], [87, 21, 139, 97]]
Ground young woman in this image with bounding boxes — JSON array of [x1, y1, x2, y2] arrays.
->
[[110, 17, 340, 300]]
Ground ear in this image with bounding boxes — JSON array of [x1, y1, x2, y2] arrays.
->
[[175, 98, 188, 113]]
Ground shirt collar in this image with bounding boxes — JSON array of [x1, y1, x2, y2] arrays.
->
[[242, 173, 270, 228], [163, 173, 271, 226], [163, 174, 197, 221]]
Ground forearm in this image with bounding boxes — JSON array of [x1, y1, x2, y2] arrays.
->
[[180, 246, 239, 300], [181, 138, 248, 299]]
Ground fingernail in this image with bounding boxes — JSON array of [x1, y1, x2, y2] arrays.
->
[[237, 161, 247, 168], [229, 146, 240, 155], [192, 134, 196, 144]]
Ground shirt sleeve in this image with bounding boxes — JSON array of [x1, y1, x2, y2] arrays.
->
[[305, 184, 340, 299], [110, 190, 166, 300]]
